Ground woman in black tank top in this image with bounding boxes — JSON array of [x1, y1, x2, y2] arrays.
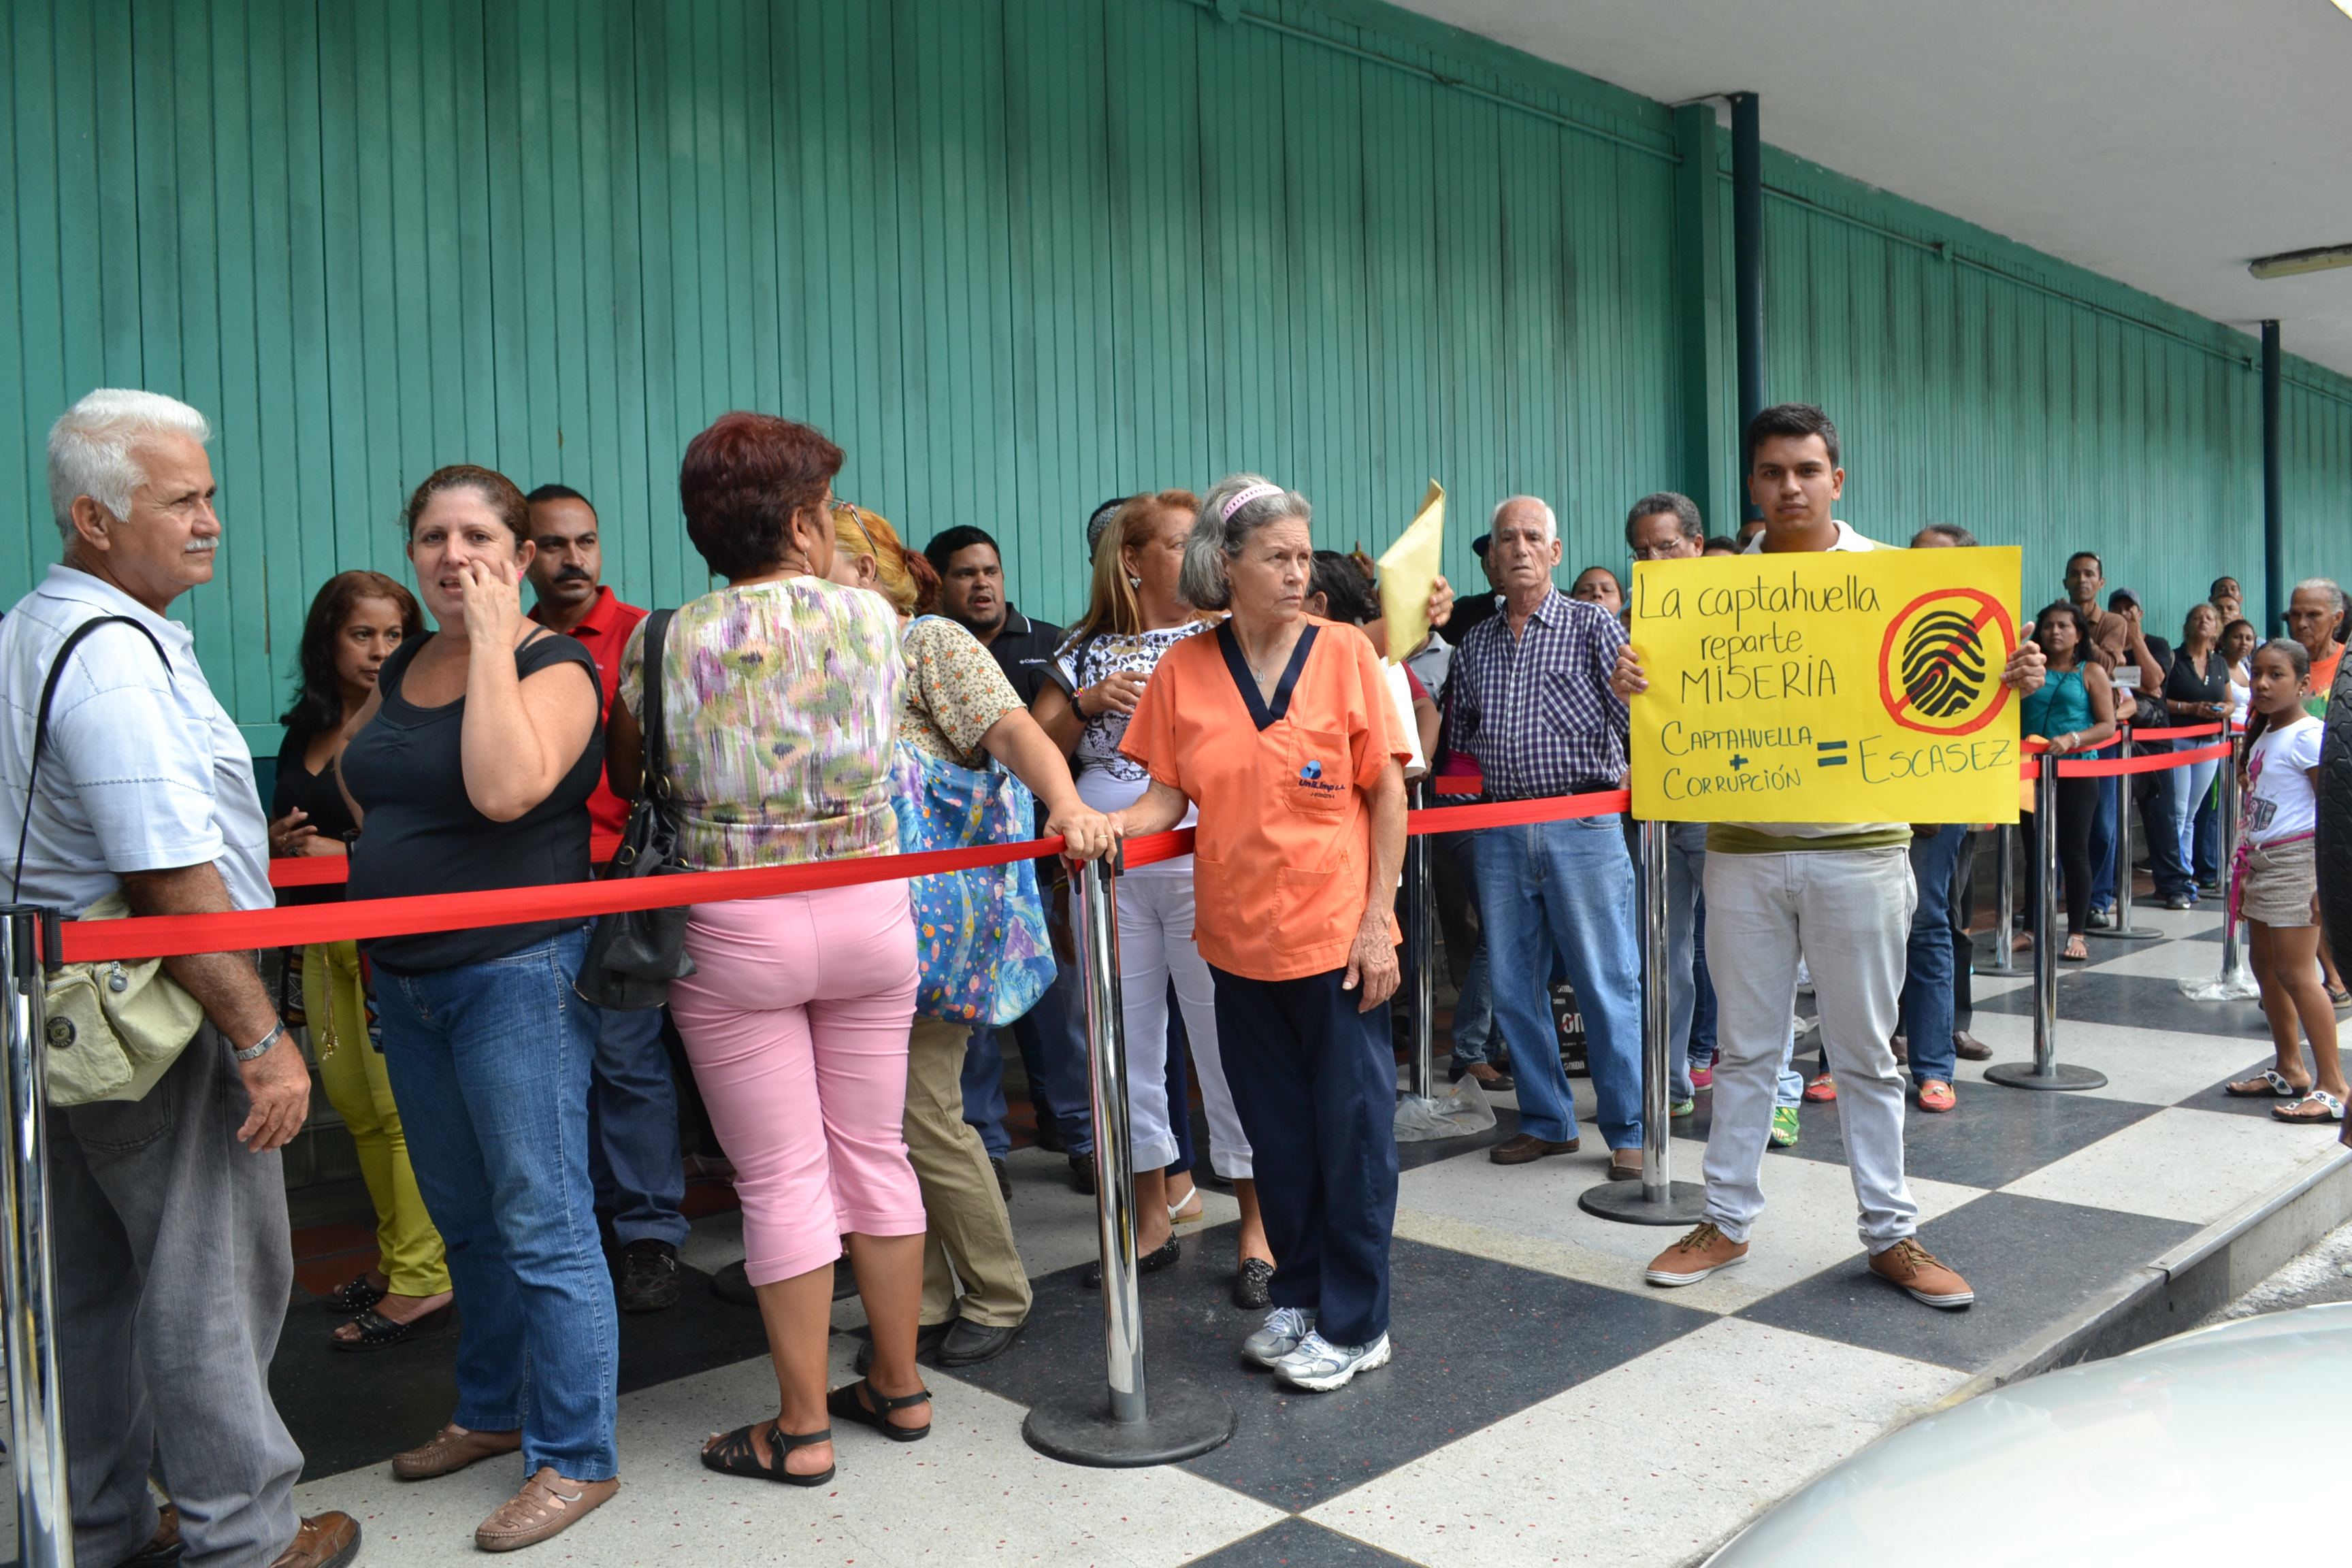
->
[[2155, 603, 2230, 908], [336, 466, 622, 1549]]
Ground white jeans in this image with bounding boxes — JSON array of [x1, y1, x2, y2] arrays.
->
[[1701, 847, 1919, 1249], [1120, 875, 1253, 1179]]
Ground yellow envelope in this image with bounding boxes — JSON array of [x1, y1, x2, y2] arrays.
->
[[1376, 480, 1446, 665]]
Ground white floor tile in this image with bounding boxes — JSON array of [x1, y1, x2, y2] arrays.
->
[[2002, 1105, 2348, 1224], [294, 1341, 1280, 1567], [1394, 1137, 1983, 1311], [1950, 1011, 2274, 1107], [1305, 1317, 1967, 1568]]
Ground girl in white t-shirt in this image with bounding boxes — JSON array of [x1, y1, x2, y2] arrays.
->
[[2223, 639, 2344, 1123]]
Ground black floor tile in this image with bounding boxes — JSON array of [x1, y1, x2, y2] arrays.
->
[[947, 1225, 1712, 1513], [1186, 1518, 1424, 1566], [274, 1265, 771, 1481], [1975, 968, 2270, 1038], [1735, 1192, 2195, 1371], [1773, 1075, 2159, 1188]]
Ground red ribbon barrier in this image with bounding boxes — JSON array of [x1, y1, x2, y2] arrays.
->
[[2056, 739, 2233, 779], [2122, 723, 2224, 741], [68, 793, 1640, 964]]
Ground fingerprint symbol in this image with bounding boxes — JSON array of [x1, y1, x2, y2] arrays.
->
[[1900, 608, 1989, 719]]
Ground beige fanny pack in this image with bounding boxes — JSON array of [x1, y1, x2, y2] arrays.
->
[[14, 616, 206, 1106]]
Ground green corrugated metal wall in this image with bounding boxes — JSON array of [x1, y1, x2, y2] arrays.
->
[[5, 0, 2347, 747]]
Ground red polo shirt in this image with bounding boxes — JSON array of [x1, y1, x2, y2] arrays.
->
[[532, 585, 646, 836]]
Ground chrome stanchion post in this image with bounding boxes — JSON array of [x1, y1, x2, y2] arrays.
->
[[2183, 733, 2259, 1000], [1024, 853, 1231, 1466], [1405, 777, 1435, 1102], [2093, 728, 2159, 941], [1987, 754, 2106, 1091], [1973, 823, 2025, 977], [2, 905, 75, 1568], [1580, 822, 1706, 1224]]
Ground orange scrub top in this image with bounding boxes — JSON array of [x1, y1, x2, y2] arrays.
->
[[1121, 616, 1410, 983]]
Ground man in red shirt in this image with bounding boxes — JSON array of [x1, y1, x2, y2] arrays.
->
[[526, 483, 689, 1312]]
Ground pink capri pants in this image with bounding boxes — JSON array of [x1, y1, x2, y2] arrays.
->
[[667, 879, 926, 1286]]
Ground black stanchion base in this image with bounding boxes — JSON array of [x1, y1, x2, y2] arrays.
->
[[1969, 932, 2028, 978], [1023, 1382, 1234, 1468], [1984, 1060, 2108, 1092], [2088, 924, 2162, 943], [1577, 1179, 1710, 1225]]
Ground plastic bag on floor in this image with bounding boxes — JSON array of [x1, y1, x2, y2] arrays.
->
[[1393, 1073, 1496, 1141]]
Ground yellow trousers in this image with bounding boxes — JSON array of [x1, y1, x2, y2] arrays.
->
[[306, 941, 449, 1298]]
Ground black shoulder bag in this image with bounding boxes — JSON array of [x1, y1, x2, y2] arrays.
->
[[574, 609, 697, 1009]]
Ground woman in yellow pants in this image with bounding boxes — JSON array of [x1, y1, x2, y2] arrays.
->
[[269, 571, 453, 1349]]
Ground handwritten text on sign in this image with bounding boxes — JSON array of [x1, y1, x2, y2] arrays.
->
[[1629, 545, 2023, 823]]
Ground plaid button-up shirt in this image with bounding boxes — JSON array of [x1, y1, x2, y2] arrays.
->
[[1442, 587, 1629, 800]]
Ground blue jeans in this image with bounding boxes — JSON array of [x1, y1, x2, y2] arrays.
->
[[1652, 821, 1708, 1100], [1473, 816, 1644, 1148], [964, 947, 1095, 1160], [588, 1004, 689, 1248], [1443, 834, 1496, 1066], [2159, 754, 2221, 900], [1900, 827, 1970, 1086], [2088, 759, 2120, 911], [374, 929, 619, 1480]]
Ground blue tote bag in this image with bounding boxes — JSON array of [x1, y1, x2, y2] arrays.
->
[[889, 736, 1058, 1027]]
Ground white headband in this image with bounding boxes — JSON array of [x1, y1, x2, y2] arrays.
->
[[1220, 483, 1283, 525]]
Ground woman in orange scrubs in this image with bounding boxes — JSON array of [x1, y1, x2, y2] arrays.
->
[[1113, 473, 1411, 1394]]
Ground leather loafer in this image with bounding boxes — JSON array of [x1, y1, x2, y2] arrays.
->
[[1953, 1031, 1993, 1062], [393, 1422, 523, 1482], [269, 1512, 360, 1568], [475, 1469, 618, 1553], [854, 1318, 954, 1373], [936, 1318, 1024, 1367], [120, 1505, 184, 1567], [1068, 1152, 1098, 1196], [1489, 1132, 1579, 1165], [1607, 1148, 1644, 1181]]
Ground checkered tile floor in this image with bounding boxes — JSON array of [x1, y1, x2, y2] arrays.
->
[[15, 902, 2338, 1568]]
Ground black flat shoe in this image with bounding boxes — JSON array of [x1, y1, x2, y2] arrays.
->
[[321, 1273, 386, 1316], [701, 1420, 834, 1486], [1232, 1256, 1274, 1309], [826, 1377, 932, 1442], [1083, 1235, 1181, 1288], [853, 1319, 955, 1374], [936, 1318, 1024, 1367], [329, 1302, 453, 1353], [1068, 1153, 1098, 1196]]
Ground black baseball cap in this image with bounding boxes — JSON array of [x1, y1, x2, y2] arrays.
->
[[1471, 532, 1492, 558]]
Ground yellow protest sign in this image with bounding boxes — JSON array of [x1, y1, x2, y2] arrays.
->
[[1629, 545, 2024, 823], [1375, 480, 1445, 665]]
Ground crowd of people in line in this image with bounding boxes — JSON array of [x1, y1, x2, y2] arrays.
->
[[8, 387, 2348, 1568]]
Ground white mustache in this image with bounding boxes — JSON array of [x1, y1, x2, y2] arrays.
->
[[183, 538, 217, 554]]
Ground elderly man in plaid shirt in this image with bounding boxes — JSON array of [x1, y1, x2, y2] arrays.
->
[[1443, 495, 1646, 1177]]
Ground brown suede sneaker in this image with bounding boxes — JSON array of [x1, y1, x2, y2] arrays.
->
[[393, 1422, 523, 1481], [1644, 1222, 1748, 1287], [476, 1467, 619, 1552], [1869, 1237, 1976, 1309], [1488, 1132, 1580, 1165], [1606, 1147, 1644, 1181], [268, 1512, 361, 1568]]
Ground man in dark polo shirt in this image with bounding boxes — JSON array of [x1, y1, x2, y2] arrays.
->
[[525, 483, 689, 1313], [920, 524, 1093, 1191]]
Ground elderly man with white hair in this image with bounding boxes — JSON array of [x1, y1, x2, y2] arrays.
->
[[0, 391, 358, 1567], [1441, 494, 1647, 1176]]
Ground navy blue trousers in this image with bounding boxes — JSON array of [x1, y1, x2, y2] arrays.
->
[[1210, 964, 1399, 1347]]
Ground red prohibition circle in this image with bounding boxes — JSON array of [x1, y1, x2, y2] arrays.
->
[[1877, 587, 2018, 737]]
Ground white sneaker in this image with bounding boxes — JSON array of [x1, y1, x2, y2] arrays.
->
[[1243, 1307, 1316, 1368], [1273, 1330, 1392, 1392]]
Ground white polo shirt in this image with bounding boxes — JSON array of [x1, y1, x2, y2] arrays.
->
[[0, 564, 271, 917]]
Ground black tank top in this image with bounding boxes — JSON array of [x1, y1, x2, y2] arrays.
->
[[342, 630, 604, 973]]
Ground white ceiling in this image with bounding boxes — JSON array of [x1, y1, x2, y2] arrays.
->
[[1389, 0, 2352, 378]]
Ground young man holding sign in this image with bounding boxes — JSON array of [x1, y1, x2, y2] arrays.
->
[[1613, 405, 2044, 1309]]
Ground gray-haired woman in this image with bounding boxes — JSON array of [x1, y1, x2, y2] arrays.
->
[[1110, 473, 1411, 1393]]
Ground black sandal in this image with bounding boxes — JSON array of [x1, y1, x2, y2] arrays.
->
[[322, 1273, 387, 1316], [329, 1302, 453, 1353], [826, 1377, 932, 1443], [701, 1420, 835, 1486]]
